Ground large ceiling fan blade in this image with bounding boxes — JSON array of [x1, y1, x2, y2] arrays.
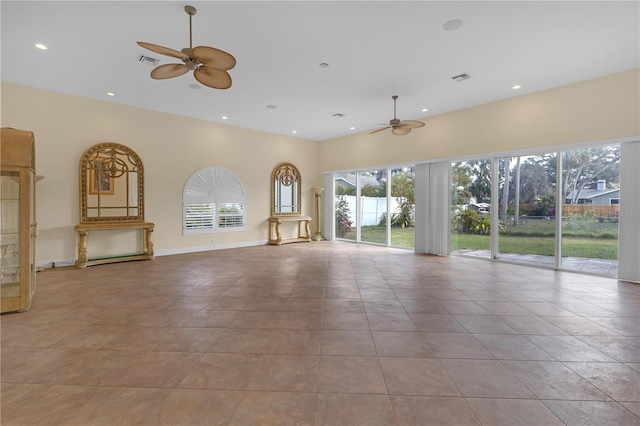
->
[[150, 63, 189, 79], [369, 127, 390, 134], [193, 46, 236, 70], [392, 127, 412, 135], [137, 41, 189, 60], [400, 120, 425, 129], [194, 67, 232, 89]]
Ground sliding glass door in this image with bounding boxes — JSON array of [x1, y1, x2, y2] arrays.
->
[[333, 166, 415, 248], [497, 154, 557, 267], [359, 170, 387, 245], [560, 146, 620, 276], [450, 144, 620, 277], [451, 160, 492, 258], [334, 174, 356, 241], [390, 167, 415, 248]]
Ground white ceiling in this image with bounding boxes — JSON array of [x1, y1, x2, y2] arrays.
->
[[2, 1, 638, 141]]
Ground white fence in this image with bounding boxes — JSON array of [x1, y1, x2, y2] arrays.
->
[[337, 195, 400, 226]]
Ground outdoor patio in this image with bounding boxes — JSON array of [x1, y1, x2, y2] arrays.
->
[[454, 250, 618, 278]]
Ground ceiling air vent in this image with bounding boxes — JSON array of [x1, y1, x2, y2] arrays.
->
[[137, 54, 159, 66], [451, 73, 471, 82]]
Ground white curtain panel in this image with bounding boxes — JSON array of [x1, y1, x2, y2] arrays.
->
[[415, 162, 451, 255], [618, 141, 640, 283], [323, 173, 334, 240]]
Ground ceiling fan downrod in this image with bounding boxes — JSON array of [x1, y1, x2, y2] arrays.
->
[[185, 6, 196, 51]]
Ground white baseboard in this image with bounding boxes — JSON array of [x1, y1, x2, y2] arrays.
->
[[35, 240, 269, 270], [36, 258, 75, 269]]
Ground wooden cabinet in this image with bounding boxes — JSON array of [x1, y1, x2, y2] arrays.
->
[[1, 128, 36, 313]]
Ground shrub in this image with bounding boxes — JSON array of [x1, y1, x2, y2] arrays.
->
[[452, 207, 504, 235], [335, 196, 353, 237], [391, 199, 414, 228]]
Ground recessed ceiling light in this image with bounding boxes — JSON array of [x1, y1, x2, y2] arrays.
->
[[106, 92, 115, 97], [189, 83, 202, 90], [443, 19, 463, 31], [266, 105, 277, 109], [319, 63, 329, 68], [422, 108, 429, 112], [350, 127, 356, 130], [512, 85, 522, 89], [34, 43, 47, 50], [292, 130, 297, 134], [221, 116, 228, 120]]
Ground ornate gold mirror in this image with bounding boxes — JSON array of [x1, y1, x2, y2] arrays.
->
[[79, 142, 144, 223], [271, 162, 301, 216]]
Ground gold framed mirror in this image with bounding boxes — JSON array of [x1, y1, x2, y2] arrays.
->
[[79, 142, 144, 223], [271, 162, 301, 216]]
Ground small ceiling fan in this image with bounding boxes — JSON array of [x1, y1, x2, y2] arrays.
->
[[137, 5, 236, 89], [370, 95, 425, 135]]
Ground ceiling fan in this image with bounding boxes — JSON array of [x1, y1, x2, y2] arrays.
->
[[137, 5, 236, 89], [370, 95, 425, 135]]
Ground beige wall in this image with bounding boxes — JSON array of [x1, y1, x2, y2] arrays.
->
[[319, 69, 640, 171], [1, 82, 321, 264], [2, 68, 639, 265]]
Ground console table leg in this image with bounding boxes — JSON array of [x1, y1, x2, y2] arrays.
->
[[144, 227, 154, 256], [76, 231, 88, 268]]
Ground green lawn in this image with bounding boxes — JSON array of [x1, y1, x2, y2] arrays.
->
[[452, 233, 618, 259], [344, 226, 414, 248], [342, 220, 618, 260], [503, 216, 618, 239]]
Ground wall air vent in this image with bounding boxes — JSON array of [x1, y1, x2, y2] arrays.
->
[[137, 54, 159, 66], [451, 73, 471, 82]]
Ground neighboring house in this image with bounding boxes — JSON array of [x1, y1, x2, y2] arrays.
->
[[468, 202, 491, 214], [565, 180, 620, 205], [334, 173, 381, 192]]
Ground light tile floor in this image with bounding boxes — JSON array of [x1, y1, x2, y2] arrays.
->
[[1, 241, 639, 425]]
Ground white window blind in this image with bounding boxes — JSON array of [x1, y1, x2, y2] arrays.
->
[[183, 167, 247, 235], [185, 203, 215, 230], [218, 202, 245, 229]]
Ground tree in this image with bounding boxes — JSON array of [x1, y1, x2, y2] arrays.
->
[[391, 170, 415, 204], [518, 156, 555, 203], [335, 184, 355, 196], [334, 196, 353, 237], [360, 184, 381, 197], [563, 146, 620, 204], [452, 163, 473, 205], [501, 157, 511, 222], [468, 160, 492, 203], [391, 168, 415, 228], [513, 156, 521, 224]]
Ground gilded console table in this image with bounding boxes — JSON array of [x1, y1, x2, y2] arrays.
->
[[268, 216, 311, 245], [74, 222, 155, 268]]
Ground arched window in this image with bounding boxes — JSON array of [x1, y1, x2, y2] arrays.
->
[[183, 167, 246, 235]]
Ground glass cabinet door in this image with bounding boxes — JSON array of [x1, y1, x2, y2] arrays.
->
[[29, 170, 36, 302], [1, 171, 21, 300], [1, 127, 37, 313]]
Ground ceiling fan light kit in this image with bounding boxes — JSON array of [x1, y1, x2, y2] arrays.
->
[[137, 5, 236, 89], [370, 95, 425, 136]]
